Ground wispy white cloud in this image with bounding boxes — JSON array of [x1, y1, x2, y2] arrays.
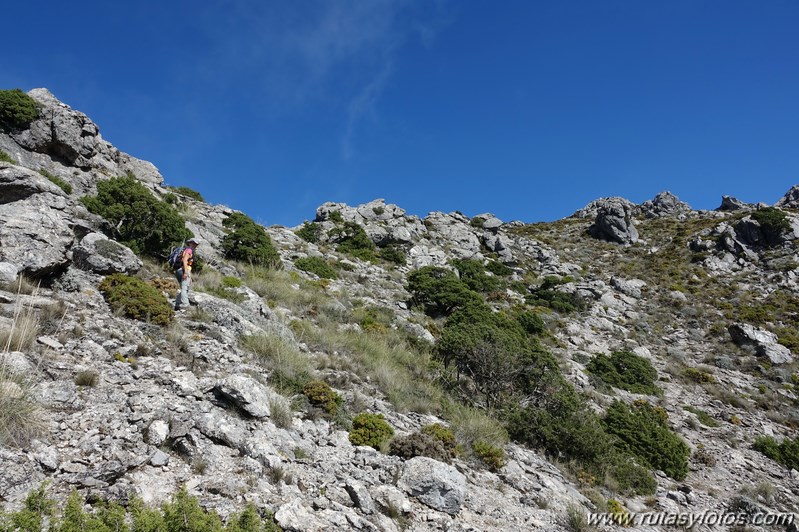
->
[[191, 0, 451, 156]]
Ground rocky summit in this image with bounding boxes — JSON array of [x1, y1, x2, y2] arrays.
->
[[1, 89, 799, 532]]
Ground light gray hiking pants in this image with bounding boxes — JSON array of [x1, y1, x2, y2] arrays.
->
[[174, 268, 191, 309]]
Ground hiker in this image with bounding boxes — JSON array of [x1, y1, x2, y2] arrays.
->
[[174, 237, 200, 311]]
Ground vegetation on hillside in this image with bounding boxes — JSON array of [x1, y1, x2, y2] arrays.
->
[[81, 176, 191, 258], [222, 212, 281, 268], [0, 89, 39, 130]]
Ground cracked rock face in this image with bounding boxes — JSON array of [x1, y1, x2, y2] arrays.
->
[[588, 198, 639, 244]]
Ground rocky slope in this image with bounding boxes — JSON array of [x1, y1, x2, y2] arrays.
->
[[1, 89, 799, 531]]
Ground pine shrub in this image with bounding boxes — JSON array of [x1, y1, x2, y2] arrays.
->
[[753, 435, 799, 471], [586, 351, 660, 395], [0, 89, 39, 130], [388, 431, 451, 462], [294, 256, 338, 279], [81, 176, 190, 258], [222, 212, 281, 268], [296, 222, 322, 243], [603, 400, 690, 481]]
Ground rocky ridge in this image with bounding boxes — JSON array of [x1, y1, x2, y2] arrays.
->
[[1, 89, 799, 531]]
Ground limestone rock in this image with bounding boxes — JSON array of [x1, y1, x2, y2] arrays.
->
[[776, 184, 799, 208], [728, 323, 793, 364], [8, 89, 162, 185], [717, 195, 750, 211], [0, 262, 18, 284], [0, 164, 73, 277], [398, 456, 466, 515], [640, 191, 692, 218], [588, 198, 639, 244], [571, 196, 636, 219], [72, 232, 142, 275], [214, 374, 276, 419]]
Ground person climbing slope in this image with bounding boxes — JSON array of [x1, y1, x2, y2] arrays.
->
[[174, 237, 200, 312]]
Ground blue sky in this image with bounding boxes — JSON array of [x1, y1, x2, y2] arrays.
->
[[3, 1, 798, 226]]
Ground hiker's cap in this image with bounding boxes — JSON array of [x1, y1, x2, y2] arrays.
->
[[187, 237, 201, 245]]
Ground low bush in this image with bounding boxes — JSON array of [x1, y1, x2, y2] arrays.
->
[[525, 275, 585, 313], [472, 441, 506, 471], [485, 260, 513, 277], [240, 334, 313, 394], [586, 351, 660, 395], [0, 150, 15, 164], [295, 256, 338, 279], [98, 274, 174, 325], [751, 207, 791, 246], [222, 212, 281, 268], [378, 245, 406, 265], [302, 380, 343, 415], [389, 431, 451, 462], [406, 266, 481, 316], [296, 222, 322, 243], [349, 413, 394, 449], [0, 89, 39, 130], [603, 400, 690, 481], [753, 435, 799, 470], [167, 185, 205, 202], [81, 176, 190, 258], [683, 405, 719, 427], [329, 222, 376, 261], [421, 423, 458, 456], [0, 485, 283, 531]]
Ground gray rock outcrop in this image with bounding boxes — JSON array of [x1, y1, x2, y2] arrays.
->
[[775, 184, 799, 208], [640, 191, 691, 218], [0, 163, 73, 277], [587, 198, 639, 244], [717, 195, 749, 211], [72, 233, 142, 275], [398, 456, 466, 515], [728, 323, 793, 364]]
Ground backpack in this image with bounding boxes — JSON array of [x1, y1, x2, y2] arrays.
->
[[167, 245, 185, 269]]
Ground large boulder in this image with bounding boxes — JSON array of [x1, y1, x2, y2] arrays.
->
[[72, 233, 142, 275], [423, 211, 483, 258], [571, 196, 637, 219], [588, 198, 639, 244], [398, 456, 466, 515], [0, 163, 73, 277], [5, 89, 162, 185], [728, 323, 792, 364], [640, 191, 691, 218], [213, 374, 278, 419]]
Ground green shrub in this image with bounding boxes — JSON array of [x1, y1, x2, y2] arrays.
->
[[406, 266, 481, 316], [167, 185, 205, 202], [81, 176, 190, 258], [526, 276, 585, 313], [378, 245, 406, 265], [329, 222, 376, 261], [0, 150, 15, 164], [0, 483, 54, 531], [515, 309, 546, 336], [222, 276, 242, 288], [329, 211, 344, 223], [587, 351, 660, 395], [753, 435, 799, 470], [302, 380, 343, 415], [421, 423, 458, 456], [295, 256, 338, 279], [751, 207, 791, 245], [222, 212, 281, 268], [388, 431, 451, 462], [38, 169, 72, 194], [472, 441, 506, 471], [349, 413, 394, 449], [98, 273, 174, 325], [469, 217, 485, 228], [296, 222, 322, 243], [451, 259, 501, 293], [603, 400, 690, 481], [485, 260, 513, 276], [684, 367, 715, 384], [0, 89, 39, 130]]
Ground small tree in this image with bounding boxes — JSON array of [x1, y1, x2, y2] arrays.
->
[[221, 212, 281, 268], [81, 176, 190, 258]]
